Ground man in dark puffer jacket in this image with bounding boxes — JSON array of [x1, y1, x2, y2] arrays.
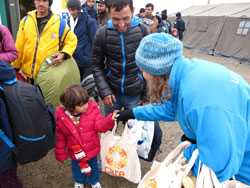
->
[[92, 0, 150, 114]]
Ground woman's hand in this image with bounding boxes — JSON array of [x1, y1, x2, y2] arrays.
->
[[113, 110, 135, 123]]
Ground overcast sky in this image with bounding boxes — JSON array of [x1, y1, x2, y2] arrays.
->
[[134, 0, 250, 15], [52, 0, 250, 15]]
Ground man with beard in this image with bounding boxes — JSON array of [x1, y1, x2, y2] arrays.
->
[[96, 0, 109, 26]]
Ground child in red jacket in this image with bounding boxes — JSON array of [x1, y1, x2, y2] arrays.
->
[[55, 85, 115, 188]]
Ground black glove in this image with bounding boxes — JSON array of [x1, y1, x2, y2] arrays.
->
[[115, 110, 135, 123]]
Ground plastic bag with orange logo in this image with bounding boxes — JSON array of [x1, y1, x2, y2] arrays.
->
[[100, 123, 141, 183]]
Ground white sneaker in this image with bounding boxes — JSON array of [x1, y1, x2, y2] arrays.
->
[[91, 182, 102, 188], [74, 182, 84, 188]]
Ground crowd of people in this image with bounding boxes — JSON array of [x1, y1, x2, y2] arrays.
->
[[0, 0, 250, 188], [137, 4, 186, 40]]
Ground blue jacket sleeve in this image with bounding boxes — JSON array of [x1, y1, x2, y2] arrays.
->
[[187, 106, 248, 182], [133, 101, 176, 121]]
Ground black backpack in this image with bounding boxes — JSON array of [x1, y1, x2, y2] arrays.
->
[[1, 80, 55, 164], [0, 92, 15, 173]]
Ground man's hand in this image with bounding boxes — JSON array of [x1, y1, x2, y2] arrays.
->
[[51, 52, 65, 65], [103, 95, 116, 106]]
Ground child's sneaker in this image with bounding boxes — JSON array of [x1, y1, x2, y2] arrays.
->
[[91, 182, 101, 188], [74, 182, 84, 188]]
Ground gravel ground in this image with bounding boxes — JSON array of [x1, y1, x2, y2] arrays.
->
[[17, 49, 250, 188]]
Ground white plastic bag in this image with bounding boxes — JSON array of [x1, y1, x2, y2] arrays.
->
[[127, 120, 155, 159], [196, 163, 223, 188], [138, 141, 198, 188], [138, 141, 250, 188], [100, 123, 141, 183], [196, 163, 250, 188]]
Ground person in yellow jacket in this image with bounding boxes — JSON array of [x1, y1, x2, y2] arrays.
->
[[12, 0, 77, 82]]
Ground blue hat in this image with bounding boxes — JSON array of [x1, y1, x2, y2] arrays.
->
[[0, 61, 16, 82], [135, 33, 183, 76]]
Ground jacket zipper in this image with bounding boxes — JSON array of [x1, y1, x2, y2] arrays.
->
[[119, 33, 126, 95], [31, 16, 40, 79]]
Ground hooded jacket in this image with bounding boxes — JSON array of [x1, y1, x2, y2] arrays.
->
[[133, 57, 250, 185], [92, 17, 149, 98], [12, 10, 77, 79], [55, 100, 114, 162]]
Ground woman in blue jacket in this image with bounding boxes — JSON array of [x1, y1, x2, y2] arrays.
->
[[116, 33, 250, 185]]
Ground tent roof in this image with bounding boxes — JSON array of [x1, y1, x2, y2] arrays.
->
[[180, 5, 217, 16], [180, 3, 250, 17]]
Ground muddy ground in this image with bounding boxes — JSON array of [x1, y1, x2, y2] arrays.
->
[[17, 49, 250, 188]]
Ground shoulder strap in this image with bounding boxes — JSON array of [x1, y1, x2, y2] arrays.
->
[[23, 16, 28, 22], [59, 17, 70, 51], [0, 129, 15, 149], [59, 17, 66, 43], [0, 91, 15, 150], [21, 16, 28, 31]]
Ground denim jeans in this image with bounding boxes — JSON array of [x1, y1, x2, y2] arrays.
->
[[103, 94, 141, 115]]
